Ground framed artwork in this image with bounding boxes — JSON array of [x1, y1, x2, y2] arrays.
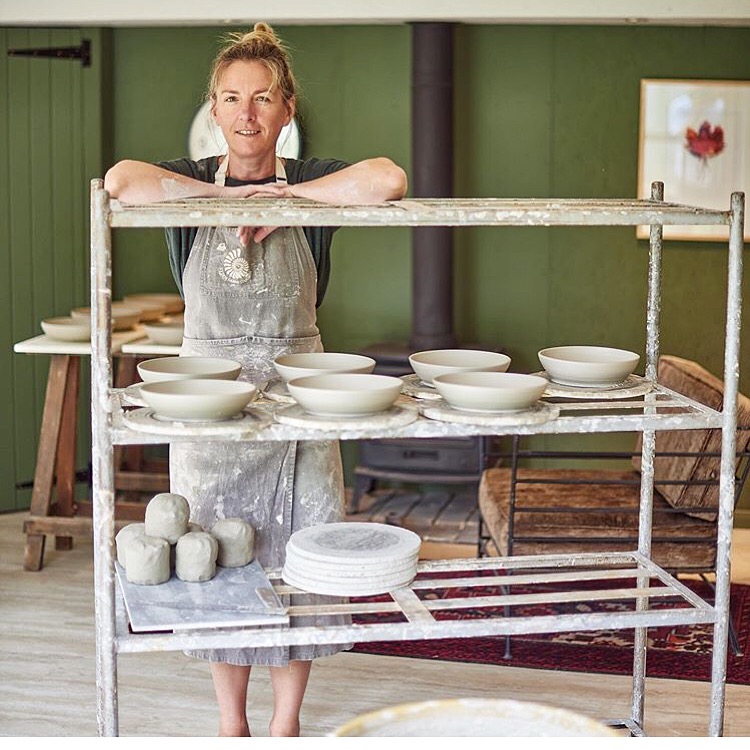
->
[[637, 79, 750, 241]]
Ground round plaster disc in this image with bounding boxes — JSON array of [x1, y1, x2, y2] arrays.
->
[[123, 407, 270, 436], [400, 374, 443, 400], [274, 404, 417, 431], [262, 380, 296, 404], [281, 565, 416, 597], [420, 401, 559, 426], [121, 382, 147, 407], [532, 372, 654, 400], [286, 522, 421, 565]]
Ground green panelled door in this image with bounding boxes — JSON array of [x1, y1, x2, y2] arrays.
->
[[0, 27, 107, 512]]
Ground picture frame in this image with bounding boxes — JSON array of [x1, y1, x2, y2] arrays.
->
[[637, 79, 750, 241]]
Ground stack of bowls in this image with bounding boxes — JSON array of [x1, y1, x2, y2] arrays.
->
[[282, 522, 421, 596], [137, 357, 254, 422]]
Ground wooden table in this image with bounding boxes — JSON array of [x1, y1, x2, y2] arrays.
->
[[13, 331, 179, 570]]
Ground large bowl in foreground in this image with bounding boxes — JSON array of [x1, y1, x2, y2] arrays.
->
[[139, 379, 256, 422], [287, 373, 402, 418], [137, 356, 241, 383], [433, 372, 548, 412], [538, 346, 639, 387]]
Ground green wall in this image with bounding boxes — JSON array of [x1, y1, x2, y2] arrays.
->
[[108, 24, 750, 520]]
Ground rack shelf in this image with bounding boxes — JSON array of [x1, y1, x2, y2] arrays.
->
[[90, 182, 745, 737]]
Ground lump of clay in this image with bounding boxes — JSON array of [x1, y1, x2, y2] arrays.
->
[[125, 534, 170, 585], [115, 522, 145, 567], [176, 531, 219, 582], [212, 518, 255, 568], [145, 493, 189, 543]]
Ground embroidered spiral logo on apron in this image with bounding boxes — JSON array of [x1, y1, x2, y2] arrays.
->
[[219, 244, 252, 285]]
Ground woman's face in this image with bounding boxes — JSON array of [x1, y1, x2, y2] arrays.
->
[[212, 59, 292, 167]]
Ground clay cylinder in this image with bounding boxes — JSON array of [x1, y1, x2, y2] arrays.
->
[[176, 531, 219, 582], [145, 493, 190, 543], [212, 518, 255, 568], [115, 522, 145, 567], [125, 535, 171, 585]]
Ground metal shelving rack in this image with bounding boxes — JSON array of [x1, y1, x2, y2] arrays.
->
[[90, 180, 744, 737]]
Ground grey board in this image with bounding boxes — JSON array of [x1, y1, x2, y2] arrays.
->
[[116, 560, 289, 633]]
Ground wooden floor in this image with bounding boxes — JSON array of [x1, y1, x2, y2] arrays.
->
[[1, 511, 750, 737]]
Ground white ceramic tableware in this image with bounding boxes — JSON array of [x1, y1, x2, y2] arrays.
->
[[71, 303, 142, 331], [538, 346, 640, 386], [409, 349, 511, 385], [137, 356, 241, 383], [124, 293, 185, 315], [142, 320, 184, 346], [40, 316, 91, 342], [433, 372, 548, 412], [273, 352, 376, 382], [287, 373, 403, 417], [139, 379, 257, 421]]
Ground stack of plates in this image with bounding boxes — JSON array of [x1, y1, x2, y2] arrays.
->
[[282, 522, 421, 596]]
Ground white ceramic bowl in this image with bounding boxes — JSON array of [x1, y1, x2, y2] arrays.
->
[[139, 379, 257, 422], [71, 303, 142, 331], [142, 320, 184, 346], [409, 349, 511, 385], [287, 373, 403, 417], [40, 316, 91, 342], [538, 346, 640, 386], [124, 293, 184, 315], [274, 352, 376, 383], [433, 372, 548, 413], [137, 356, 241, 383]]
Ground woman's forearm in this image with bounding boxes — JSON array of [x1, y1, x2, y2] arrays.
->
[[289, 158, 407, 205], [104, 160, 223, 203]]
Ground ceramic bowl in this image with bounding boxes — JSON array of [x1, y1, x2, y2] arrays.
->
[[137, 356, 241, 383], [142, 320, 184, 346], [124, 293, 184, 315], [40, 316, 91, 342], [538, 346, 640, 387], [274, 352, 376, 383], [409, 349, 511, 385], [433, 372, 548, 413], [70, 303, 142, 331], [287, 373, 403, 418], [139, 379, 257, 422]]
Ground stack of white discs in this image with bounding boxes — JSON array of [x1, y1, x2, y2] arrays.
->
[[282, 522, 421, 596]]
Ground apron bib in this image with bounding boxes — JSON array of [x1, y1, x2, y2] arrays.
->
[[170, 156, 347, 666]]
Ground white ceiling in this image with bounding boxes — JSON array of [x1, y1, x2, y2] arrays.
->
[[2, 0, 750, 26]]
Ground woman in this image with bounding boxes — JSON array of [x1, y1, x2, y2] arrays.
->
[[105, 23, 407, 737]]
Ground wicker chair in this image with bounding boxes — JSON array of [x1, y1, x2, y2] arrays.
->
[[478, 355, 750, 654]]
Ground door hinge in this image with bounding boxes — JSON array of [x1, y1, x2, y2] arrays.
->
[[7, 39, 90, 67]]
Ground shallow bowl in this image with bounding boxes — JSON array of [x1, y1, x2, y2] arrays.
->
[[142, 320, 184, 346], [274, 352, 376, 383], [287, 373, 403, 417], [409, 349, 511, 385], [538, 346, 640, 386], [139, 379, 256, 422], [40, 316, 91, 342], [433, 372, 548, 412], [124, 293, 184, 315], [70, 303, 142, 331], [137, 356, 241, 383]]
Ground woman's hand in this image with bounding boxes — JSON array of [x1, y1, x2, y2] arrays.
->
[[224, 183, 294, 245]]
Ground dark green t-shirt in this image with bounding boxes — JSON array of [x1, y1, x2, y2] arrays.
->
[[156, 156, 350, 307]]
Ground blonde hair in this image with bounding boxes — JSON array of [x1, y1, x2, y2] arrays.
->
[[208, 22, 296, 108]]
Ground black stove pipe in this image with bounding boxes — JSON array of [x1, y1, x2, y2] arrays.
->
[[410, 22, 457, 351]]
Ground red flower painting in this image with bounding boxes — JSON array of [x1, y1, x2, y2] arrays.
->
[[684, 121, 726, 162]]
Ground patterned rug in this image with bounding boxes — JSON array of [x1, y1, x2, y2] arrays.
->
[[351, 580, 750, 684]]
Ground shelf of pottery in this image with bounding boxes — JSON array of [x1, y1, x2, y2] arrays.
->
[[89, 180, 745, 736]]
